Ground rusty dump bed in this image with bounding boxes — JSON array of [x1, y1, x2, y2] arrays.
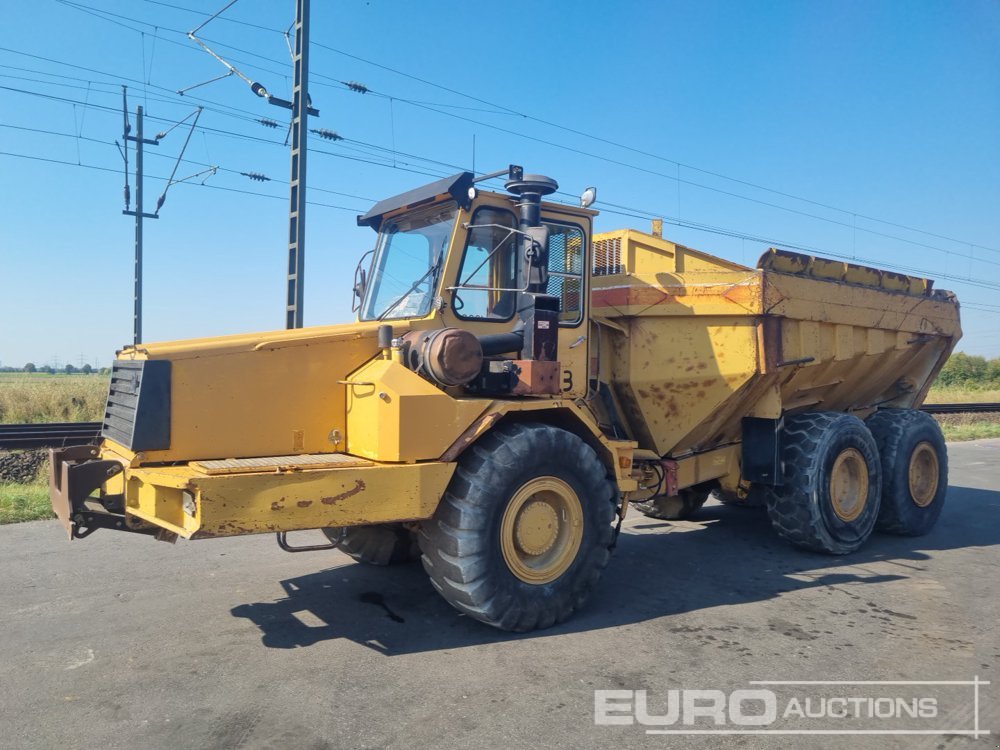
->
[[590, 229, 961, 458]]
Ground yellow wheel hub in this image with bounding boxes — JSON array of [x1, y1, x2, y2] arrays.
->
[[830, 448, 869, 522], [908, 441, 940, 508], [500, 477, 584, 584]]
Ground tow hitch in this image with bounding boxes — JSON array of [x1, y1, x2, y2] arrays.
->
[[48, 445, 156, 539]]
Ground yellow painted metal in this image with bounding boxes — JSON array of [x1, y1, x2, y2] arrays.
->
[[499, 476, 584, 584], [436, 397, 640, 492], [437, 194, 594, 401], [123, 458, 456, 539], [674, 444, 741, 492], [345, 359, 489, 462], [118, 321, 395, 462], [829, 447, 870, 522], [908, 441, 940, 508], [70, 189, 961, 542], [106, 192, 596, 470], [590, 229, 961, 466]]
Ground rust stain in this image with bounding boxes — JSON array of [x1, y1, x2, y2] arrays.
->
[[271, 501, 285, 511], [665, 397, 679, 418], [297, 500, 313, 508], [321, 479, 366, 505]]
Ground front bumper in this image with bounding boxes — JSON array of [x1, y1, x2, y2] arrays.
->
[[49, 444, 457, 541]]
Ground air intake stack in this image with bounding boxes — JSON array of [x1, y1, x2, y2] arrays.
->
[[505, 174, 560, 362]]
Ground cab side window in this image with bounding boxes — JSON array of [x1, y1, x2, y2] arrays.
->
[[545, 223, 585, 325], [454, 208, 519, 320]]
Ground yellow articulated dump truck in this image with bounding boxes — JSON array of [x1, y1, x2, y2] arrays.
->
[[50, 166, 961, 631]]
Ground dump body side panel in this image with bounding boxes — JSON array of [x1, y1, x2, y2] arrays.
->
[[590, 230, 961, 459]]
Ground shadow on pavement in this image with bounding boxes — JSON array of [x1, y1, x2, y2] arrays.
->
[[231, 485, 1000, 655]]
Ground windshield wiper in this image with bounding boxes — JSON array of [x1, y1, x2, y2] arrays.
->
[[377, 259, 441, 321]]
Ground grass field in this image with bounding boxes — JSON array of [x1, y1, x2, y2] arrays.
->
[[0, 479, 50, 524], [0, 372, 108, 423], [924, 385, 1000, 404]]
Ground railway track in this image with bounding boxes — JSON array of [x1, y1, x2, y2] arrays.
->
[[0, 404, 997, 450], [0, 422, 102, 450], [919, 402, 1000, 414]]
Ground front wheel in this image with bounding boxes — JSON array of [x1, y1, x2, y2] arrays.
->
[[418, 423, 618, 632]]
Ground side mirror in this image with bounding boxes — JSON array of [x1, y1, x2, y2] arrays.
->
[[352, 249, 375, 312]]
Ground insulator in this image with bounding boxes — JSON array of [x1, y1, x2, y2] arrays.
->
[[311, 128, 343, 141], [344, 81, 369, 94], [259, 118, 280, 129], [241, 172, 270, 182]]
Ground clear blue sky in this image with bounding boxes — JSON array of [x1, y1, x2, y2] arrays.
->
[[1, 0, 998, 368]]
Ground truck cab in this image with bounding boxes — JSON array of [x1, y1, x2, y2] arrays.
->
[[354, 167, 593, 402]]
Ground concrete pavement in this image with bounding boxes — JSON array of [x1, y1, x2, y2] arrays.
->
[[1, 440, 998, 749]]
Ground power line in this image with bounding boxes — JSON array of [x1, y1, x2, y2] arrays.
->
[[31, 2, 1000, 260], [0, 119, 374, 206], [40, 2, 1000, 260], [4, 47, 999, 301], [588, 199, 1000, 294], [5, 79, 1000, 299], [7, 131, 1000, 317], [3, 56, 992, 279], [0, 149, 361, 211]]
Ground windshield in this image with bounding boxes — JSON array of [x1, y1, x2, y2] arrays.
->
[[361, 203, 459, 320]]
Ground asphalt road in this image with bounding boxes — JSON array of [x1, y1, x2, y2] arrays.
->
[[2, 440, 998, 750]]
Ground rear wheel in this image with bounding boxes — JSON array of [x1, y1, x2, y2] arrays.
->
[[764, 412, 881, 554], [866, 409, 948, 536], [322, 524, 420, 565], [633, 488, 709, 520], [418, 422, 617, 632]]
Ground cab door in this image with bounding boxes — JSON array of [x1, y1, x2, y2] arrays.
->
[[541, 214, 590, 400]]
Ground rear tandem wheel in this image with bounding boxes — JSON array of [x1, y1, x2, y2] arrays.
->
[[764, 412, 882, 555]]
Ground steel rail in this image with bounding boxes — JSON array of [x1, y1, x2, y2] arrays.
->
[[0, 422, 103, 450]]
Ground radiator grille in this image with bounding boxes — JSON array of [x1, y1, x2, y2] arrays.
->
[[593, 237, 623, 276], [101, 359, 171, 451]]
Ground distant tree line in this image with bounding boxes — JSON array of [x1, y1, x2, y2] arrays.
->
[[936, 352, 1000, 389], [1, 363, 110, 375]]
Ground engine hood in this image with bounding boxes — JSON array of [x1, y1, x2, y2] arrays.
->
[[112, 320, 409, 463]]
